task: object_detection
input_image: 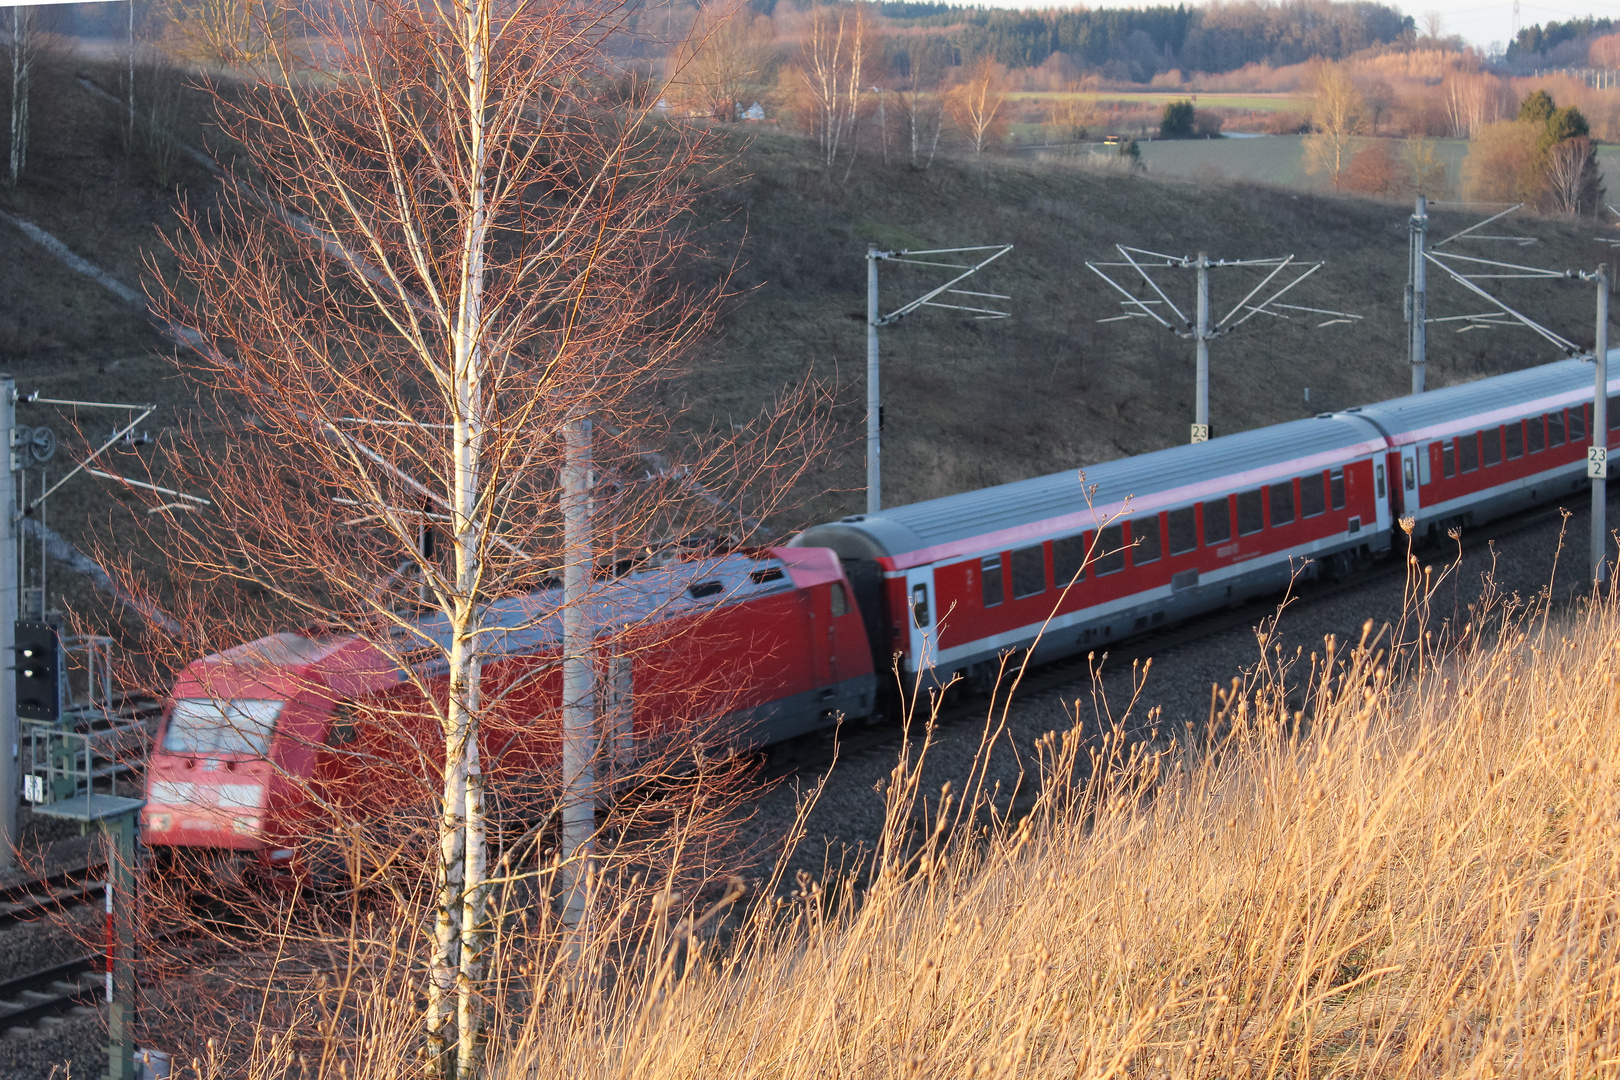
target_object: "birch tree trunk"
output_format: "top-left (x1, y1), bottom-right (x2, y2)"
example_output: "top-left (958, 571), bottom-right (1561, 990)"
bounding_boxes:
top-left (8, 6), bottom-right (31, 185)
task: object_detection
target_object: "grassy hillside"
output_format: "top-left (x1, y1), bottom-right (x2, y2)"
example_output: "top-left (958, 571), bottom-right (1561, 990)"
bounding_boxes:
top-left (2, 53), bottom-right (1618, 624)
top-left (686, 130), bottom-right (1620, 528)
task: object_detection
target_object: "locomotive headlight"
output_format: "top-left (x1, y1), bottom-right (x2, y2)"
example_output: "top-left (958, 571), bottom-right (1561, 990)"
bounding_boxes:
top-left (231, 815), bottom-right (262, 836)
top-left (144, 813), bottom-right (173, 832)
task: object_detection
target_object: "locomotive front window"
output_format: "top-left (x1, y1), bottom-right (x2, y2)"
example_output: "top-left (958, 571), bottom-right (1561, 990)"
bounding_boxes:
top-left (1203, 499), bottom-right (1231, 545)
top-left (1132, 518), bottom-right (1162, 564)
top-left (1549, 411), bottom-right (1566, 446)
top-left (1237, 490), bottom-right (1264, 536)
top-left (164, 699), bottom-right (284, 757)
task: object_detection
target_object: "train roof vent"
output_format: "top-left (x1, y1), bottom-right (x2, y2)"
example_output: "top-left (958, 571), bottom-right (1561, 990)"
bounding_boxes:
top-left (1316, 412), bottom-right (1334, 419)
top-left (688, 580), bottom-right (725, 600)
top-left (839, 515), bottom-right (866, 523)
top-left (748, 567), bottom-right (785, 585)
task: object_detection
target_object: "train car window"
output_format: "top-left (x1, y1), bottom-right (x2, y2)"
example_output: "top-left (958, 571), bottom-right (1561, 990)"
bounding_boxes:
top-left (1549, 411), bottom-right (1566, 446)
top-left (1610, 395), bottom-right (1620, 430)
top-left (981, 556), bottom-right (1004, 607)
top-left (1167, 508), bottom-right (1197, 555)
top-left (1051, 536), bottom-right (1086, 586)
top-left (911, 584), bottom-right (930, 628)
top-left (1482, 429), bottom-right (1501, 467)
top-left (1527, 417), bottom-right (1545, 453)
top-left (1442, 442), bottom-right (1455, 477)
top-left (1132, 517), bottom-right (1162, 564)
top-left (1011, 545), bottom-right (1046, 598)
top-left (1094, 526), bottom-right (1126, 576)
top-left (1270, 482), bottom-right (1295, 526)
top-left (1376, 464), bottom-right (1386, 499)
top-left (1301, 473), bottom-right (1326, 517)
top-left (328, 703), bottom-right (358, 747)
top-left (1457, 434), bottom-right (1479, 473)
top-left (1204, 499), bottom-right (1231, 544)
top-left (830, 582), bottom-right (850, 617)
top-left (1571, 406), bottom-right (1586, 442)
top-left (1330, 469), bottom-right (1346, 508)
top-left (1504, 422), bottom-right (1523, 460)
top-left (1237, 490), bottom-right (1264, 535)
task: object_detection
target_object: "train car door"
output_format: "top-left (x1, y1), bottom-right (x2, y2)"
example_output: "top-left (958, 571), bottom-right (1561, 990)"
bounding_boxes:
top-left (903, 566), bottom-right (937, 675)
top-left (1399, 444), bottom-right (1420, 517)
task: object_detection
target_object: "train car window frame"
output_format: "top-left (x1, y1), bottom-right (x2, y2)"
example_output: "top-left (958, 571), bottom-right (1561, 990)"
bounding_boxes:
top-left (1094, 525), bottom-right (1126, 576)
top-left (1167, 507), bottom-right (1197, 555)
top-left (1442, 442), bottom-right (1455, 477)
top-left (1300, 472), bottom-right (1326, 518)
top-left (1549, 410), bottom-right (1566, 446)
top-left (1051, 535), bottom-right (1085, 587)
top-left (1571, 406), bottom-right (1587, 442)
top-left (1132, 516), bottom-right (1162, 565)
top-left (1504, 421), bottom-right (1523, 460)
top-left (1237, 489), bottom-right (1264, 536)
top-left (1330, 468), bottom-right (1346, 509)
top-left (1482, 428), bottom-right (1502, 467)
top-left (1527, 416), bottom-right (1545, 454)
top-left (1269, 481), bottom-right (1295, 527)
top-left (1011, 545), bottom-right (1046, 599)
top-left (981, 555), bottom-right (1004, 608)
top-left (1204, 498), bottom-right (1231, 545)
top-left (1457, 434), bottom-right (1479, 473)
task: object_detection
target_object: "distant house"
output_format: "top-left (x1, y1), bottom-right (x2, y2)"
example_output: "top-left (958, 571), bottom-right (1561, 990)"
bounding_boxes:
top-left (743, 102), bottom-right (765, 122)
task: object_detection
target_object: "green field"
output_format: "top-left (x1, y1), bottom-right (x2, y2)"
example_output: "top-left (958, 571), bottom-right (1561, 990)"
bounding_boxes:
top-left (1040, 135), bottom-right (1620, 199)
top-left (1011, 90), bottom-right (1308, 112)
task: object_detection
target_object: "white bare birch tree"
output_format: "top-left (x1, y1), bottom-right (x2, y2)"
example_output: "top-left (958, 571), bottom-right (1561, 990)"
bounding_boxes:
top-left (797, 2), bottom-right (867, 169)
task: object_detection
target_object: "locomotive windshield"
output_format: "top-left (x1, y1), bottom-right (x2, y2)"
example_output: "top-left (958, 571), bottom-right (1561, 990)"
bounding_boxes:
top-left (163, 699), bottom-right (285, 756)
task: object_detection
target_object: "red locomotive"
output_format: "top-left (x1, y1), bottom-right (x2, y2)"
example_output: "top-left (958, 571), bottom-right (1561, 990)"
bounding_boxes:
top-left (143, 356), bottom-right (1620, 876)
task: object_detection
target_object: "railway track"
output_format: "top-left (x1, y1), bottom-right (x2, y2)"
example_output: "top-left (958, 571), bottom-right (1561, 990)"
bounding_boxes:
top-left (0, 865), bottom-right (106, 931)
top-left (0, 956), bottom-right (101, 1033)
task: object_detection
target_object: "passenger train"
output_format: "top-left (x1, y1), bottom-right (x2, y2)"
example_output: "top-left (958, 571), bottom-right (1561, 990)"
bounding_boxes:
top-left (139, 356), bottom-right (1620, 879)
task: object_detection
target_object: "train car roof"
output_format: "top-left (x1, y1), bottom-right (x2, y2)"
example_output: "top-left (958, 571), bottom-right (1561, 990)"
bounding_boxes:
top-left (792, 412), bottom-right (1386, 568)
top-left (1349, 355), bottom-right (1620, 445)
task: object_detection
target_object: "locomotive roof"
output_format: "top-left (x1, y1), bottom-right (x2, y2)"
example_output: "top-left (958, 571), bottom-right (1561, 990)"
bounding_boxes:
top-left (178, 550), bottom-right (816, 690)
top-left (793, 412), bottom-right (1386, 567)
top-left (1349, 354), bottom-right (1620, 444)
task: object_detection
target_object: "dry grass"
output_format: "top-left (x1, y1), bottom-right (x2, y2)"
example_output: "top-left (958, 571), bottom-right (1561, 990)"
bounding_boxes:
top-left (177, 538), bottom-right (1620, 1079)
